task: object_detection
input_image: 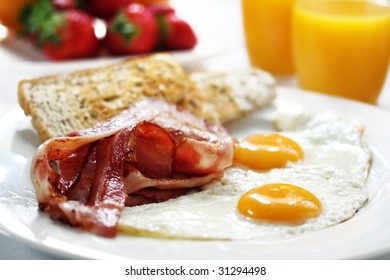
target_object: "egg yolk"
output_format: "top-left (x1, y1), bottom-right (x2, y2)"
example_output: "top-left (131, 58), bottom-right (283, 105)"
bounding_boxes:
top-left (237, 183), bottom-right (322, 225)
top-left (234, 134), bottom-right (304, 170)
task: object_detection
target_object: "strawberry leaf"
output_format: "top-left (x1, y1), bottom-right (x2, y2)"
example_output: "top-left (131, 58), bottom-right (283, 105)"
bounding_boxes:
top-left (156, 14), bottom-right (169, 41)
top-left (20, 0), bottom-right (65, 46)
top-left (110, 11), bottom-right (139, 45)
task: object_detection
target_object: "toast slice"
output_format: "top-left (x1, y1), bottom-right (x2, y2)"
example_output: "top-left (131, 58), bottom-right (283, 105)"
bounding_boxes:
top-left (18, 53), bottom-right (276, 142)
top-left (183, 69), bottom-right (276, 124)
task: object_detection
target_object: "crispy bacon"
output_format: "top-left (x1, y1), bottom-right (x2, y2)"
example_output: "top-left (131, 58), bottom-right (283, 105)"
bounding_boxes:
top-left (32, 99), bottom-right (234, 237)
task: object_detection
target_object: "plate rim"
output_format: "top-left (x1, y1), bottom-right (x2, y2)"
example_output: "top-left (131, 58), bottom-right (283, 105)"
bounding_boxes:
top-left (1, 87), bottom-right (390, 260)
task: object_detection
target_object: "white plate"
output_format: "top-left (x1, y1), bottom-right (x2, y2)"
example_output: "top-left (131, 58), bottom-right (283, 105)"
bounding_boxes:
top-left (0, 13), bottom-right (223, 75)
top-left (0, 0), bottom-right (222, 72)
top-left (1, 87), bottom-right (390, 260)
top-left (0, 35), bottom-right (222, 75)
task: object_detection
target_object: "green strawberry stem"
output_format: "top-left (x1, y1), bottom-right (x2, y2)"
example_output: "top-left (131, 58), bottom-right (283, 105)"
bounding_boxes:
top-left (156, 14), bottom-right (169, 41)
top-left (110, 11), bottom-right (139, 46)
top-left (20, 0), bottom-right (65, 46)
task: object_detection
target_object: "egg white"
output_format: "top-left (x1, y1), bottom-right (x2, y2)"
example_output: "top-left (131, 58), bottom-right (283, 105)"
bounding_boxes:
top-left (118, 110), bottom-right (371, 240)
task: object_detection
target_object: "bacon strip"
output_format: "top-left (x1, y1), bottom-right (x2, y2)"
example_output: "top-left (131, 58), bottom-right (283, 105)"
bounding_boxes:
top-left (32, 99), bottom-right (234, 237)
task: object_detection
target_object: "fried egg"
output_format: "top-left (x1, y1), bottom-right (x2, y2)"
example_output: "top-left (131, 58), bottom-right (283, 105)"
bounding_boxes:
top-left (118, 110), bottom-right (371, 240)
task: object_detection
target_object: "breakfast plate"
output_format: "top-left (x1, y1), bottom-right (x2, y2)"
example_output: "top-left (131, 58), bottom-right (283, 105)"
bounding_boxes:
top-left (0, 87), bottom-right (390, 260)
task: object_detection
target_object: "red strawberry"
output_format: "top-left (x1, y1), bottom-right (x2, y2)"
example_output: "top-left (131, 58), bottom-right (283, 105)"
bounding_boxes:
top-left (147, 3), bottom-right (175, 16)
top-left (85, 0), bottom-right (133, 19)
top-left (51, 0), bottom-right (78, 10)
top-left (43, 10), bottom-right (99, 60)
top-left (21, 0), bottom-right (99, 60)
top-left (105, 3), bottom-right (158, 55)
top-left (158, 12), bottom-right (197, 50)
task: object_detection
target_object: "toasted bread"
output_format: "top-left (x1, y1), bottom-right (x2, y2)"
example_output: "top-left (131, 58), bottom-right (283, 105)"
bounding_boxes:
top-left (18, 53), bottom-right (276, 142)
top-left (183, 69), bottom-right (276, 124)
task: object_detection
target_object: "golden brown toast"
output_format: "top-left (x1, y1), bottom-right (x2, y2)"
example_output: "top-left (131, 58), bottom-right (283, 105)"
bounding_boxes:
top-left (18, 53), bottom-right (276, 142)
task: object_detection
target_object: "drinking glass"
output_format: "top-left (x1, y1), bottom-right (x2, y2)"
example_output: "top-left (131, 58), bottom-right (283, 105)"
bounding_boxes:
top-left (292, 0), bottom-right (390, 104)
top-left (242, 0), bottom-right (295, 75)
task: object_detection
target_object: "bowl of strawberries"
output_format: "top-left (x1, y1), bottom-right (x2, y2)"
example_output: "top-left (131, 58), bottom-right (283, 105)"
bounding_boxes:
top-left (0, 0), bottom-right (198, 60)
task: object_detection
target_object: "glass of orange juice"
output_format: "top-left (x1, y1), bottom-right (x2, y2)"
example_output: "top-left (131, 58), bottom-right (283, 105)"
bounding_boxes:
top-left (292, 0), bottom-right (390, 104)
top-left (242, 0), bottom-right (295, 75)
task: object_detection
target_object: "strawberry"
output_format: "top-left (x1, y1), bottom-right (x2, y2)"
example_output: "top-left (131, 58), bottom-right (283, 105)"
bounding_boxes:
top-left (21, 0), bottom-right (99, 60)
top-left (147, 3), bottom-right (175, 16)
top-left (105, 3), bottom-right (158, 55)
top-left (84, 0), bottom-right (133, 19)
top-left (84, 1), bottom-right (171, 20)
top-left (157, 11), bottom-right (197, 50)
top-left (42, 10), bottom-right (100, 60)
top-left (51, 0), bottom-right (78, 10)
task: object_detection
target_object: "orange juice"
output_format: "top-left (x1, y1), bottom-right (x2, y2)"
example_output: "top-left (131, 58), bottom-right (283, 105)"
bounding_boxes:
top-left (0, 0), bottom-right (36, 31)
top-left (242, 0), bottom-right (295, 75)
top-left (293, 0), bottom-right (390, 104)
